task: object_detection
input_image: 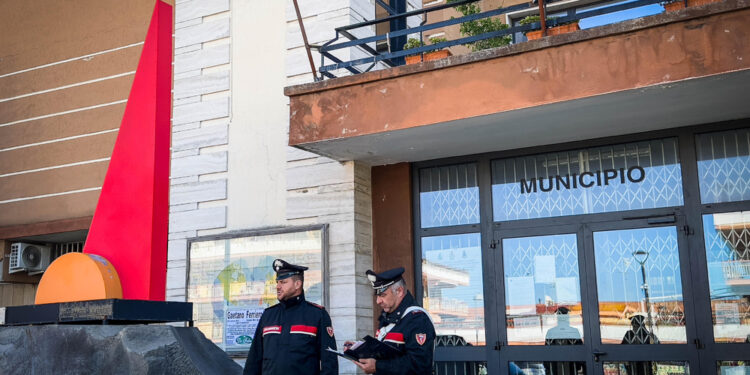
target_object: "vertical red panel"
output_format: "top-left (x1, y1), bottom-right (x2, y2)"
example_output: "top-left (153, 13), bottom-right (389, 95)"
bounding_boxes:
top-left (84, 1), bottom-right (173, 301)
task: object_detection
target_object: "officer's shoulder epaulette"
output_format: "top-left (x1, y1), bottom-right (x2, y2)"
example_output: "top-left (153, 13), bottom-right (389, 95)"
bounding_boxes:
top-left (306, 301), bottom-right (325, 310)
top-left (410, 310), bottom-right (424, 315)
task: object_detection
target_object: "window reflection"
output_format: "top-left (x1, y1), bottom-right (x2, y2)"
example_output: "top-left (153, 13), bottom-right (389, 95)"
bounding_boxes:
top-left (594, 227), bottom-right (686, 344)
top-left (188, 230), bottom-right (324, 352)
top-left (422, 233), bottom-right (485, 345)
top-left (503, 234), bottom-right (584, 345)
top-left (510, 361), bottom-right (586, 375)
top-left (434, 361), bottom-right (488, 375)
top-left (420, 163), bottom-right (480, 228)
top-left (492, 138), bottom-right (683, 221)
top-left (603, 361), bottom-right (688, 375)
top-left (703, 212), bottom-right (750, 343)
top-left (716, 361), bottom-right (750, 375)
top-left (696, 128), bottom-right (750, 204)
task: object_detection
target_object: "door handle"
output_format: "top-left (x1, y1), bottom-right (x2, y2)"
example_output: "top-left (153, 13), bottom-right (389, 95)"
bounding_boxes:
top-left (647, 215), bottom-right (676, 224)
top-left (592, 350), bottom-right (607, 362)
top-left (694, 338), bottom-right (705, 349)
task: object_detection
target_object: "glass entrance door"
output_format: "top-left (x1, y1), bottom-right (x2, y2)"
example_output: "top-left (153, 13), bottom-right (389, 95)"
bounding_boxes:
top-left (493, 217), bottom-right (701, 375)
top-left (586, 219), bottom-right (700, 375)
top-left (494, 224), bottom-right (594, 375)
top-left (415, 125), bottom-right (750, 374)
top-left (695, 211), bottom-right (750, 375)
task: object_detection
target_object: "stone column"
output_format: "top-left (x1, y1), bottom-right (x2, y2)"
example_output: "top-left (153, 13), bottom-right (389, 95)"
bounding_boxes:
top-left (168, 0), bottom-right (231, 303)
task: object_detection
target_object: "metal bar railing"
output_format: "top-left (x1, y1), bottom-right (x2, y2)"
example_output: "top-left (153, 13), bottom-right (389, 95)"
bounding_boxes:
top-left (375, 0), bottom-right (397, 15)
top-left (322, 3), bottom-right (529, 53)
top-left (723, 260), bottom-right (750, 280)
top-left (320, 21), bottom-right (535, 73)
top-left (336, 0), bottom-right (483, 32)
top-left (557, 0), bottom-right (662, 22)
top-left (319, 0), bottom-right (489, 73)
top-left (320, 0), bottom-right (666, 78)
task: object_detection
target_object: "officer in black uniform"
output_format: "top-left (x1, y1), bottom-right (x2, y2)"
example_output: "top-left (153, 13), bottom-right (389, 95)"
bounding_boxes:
top-left (355, 267), bottom-right (436, 374)
top-left (243, 259), bottom-right (338, 375)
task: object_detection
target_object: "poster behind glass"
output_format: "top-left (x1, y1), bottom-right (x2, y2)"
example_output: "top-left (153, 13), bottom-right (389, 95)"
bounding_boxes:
top-left (188, 228), bottom-right (324, 353)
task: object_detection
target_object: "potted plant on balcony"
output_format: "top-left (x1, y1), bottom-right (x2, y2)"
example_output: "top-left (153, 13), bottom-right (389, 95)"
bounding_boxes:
top-left (661, 0), bottom-right (723, 12)
top-left (448, 0), bottom-right (512, 51)
top-left (520, 15), bottom-right (580, 41)
top-left (404, 37), bottom-right (453, 65)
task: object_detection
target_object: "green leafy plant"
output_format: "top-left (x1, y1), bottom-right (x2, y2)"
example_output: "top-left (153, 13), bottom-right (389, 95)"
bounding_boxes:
top-left (403, 36), bottom-right (450, 58)
top-left (447, 0), bottom-right (511, 52)
top-left (428, 36), bottom-right (448, 45)
top-left (403, 38), bottom-right (424, 50)
top-left (519, 15), bottom-right (542, 26)
top-left (519, 15), bottom-right (577, 31)
top-left (404, 37), bottom-right (449, 50)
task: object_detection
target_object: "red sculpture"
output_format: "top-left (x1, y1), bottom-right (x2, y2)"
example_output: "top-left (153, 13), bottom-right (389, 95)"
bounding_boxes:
top-left (82, 0), bottom-right (173, 301)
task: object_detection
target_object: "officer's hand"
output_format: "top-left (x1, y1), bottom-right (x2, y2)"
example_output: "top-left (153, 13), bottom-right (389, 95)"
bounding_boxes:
top-left (355, 358), bottom-right (376, 374)
top-left (343, 341), bottom-right (355, 350)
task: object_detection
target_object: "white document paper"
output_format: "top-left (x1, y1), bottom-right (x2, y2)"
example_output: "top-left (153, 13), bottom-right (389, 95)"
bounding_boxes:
top-left (555, 277), bottom-right (579, 304)
top-left (506, 276), bottom-right (536, 313)
top-left (534, 255), bottom-right (556, 283)
top-left (224, 307), bottom-right (264, 350)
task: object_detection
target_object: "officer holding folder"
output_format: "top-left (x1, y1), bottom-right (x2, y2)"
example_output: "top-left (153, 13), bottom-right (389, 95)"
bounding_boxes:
top-left (353, 267), bottom-right (436, 374)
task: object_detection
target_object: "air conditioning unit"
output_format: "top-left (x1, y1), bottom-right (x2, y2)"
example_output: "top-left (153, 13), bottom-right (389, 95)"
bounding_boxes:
top-left (9, 242), bottom-right (51, 275)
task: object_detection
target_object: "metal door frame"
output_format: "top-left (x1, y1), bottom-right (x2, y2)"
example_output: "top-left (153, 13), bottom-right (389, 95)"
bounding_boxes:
top-left (583, 215), bottom-right (702, 374)
top-left (410, 120), bottom-right (750, 374)
top-left (490, 222), bottom-right (595, 375)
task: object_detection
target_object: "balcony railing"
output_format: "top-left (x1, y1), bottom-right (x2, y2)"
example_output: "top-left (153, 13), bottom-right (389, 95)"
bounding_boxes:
top-left (427, 296), bottom-right (470, 315)
top-left (723, 260), bottom-right (750, 284)
top-left (316, 0), bottom-right (668, 79)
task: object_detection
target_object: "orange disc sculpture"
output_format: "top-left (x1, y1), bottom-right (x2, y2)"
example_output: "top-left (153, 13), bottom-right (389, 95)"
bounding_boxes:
top-left (35, 253), bottom-right (123, 305)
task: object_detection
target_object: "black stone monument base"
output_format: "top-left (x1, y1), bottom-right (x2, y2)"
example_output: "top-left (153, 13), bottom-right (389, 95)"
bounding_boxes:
top-left (2, 299), bottom-right (193, 325)
top-left (0, 325), bottom-right (243, 375)
top-left (0, 300), bottom-right (242, 374)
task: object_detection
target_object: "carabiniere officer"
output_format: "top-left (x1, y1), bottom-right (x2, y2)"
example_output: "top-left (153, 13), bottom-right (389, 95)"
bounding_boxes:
top-left (355, 267), bottom-right (436, 374)
top-left (243, 259), bottom-right (338, 375)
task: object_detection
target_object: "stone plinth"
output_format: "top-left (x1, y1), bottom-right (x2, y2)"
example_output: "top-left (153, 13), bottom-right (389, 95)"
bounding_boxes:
top-left (0, 325), bottom-right (242, 375)
top-left (2, 299), bottom-right (193, 326)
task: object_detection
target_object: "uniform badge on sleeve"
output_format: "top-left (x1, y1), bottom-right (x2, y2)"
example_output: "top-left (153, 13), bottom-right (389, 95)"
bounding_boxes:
top-left (327, 327), bottom-right (334, 337)
top-left (416, 333), bottom-right (427, 346)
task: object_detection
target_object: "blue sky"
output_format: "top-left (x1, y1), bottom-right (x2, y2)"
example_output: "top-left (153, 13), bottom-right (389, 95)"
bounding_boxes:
top-left (580, 3), bottom-right (665, 29)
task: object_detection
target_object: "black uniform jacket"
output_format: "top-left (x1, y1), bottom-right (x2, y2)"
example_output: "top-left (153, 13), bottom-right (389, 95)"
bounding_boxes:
top-left (374, 291), bottom-right (436, 374)
top-left (243, 293), bottom-right (338, 375)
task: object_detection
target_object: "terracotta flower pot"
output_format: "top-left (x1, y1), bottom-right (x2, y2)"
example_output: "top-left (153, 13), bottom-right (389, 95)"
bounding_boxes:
top-left (664, 0), bottom-right (723, 12)
top-left (525, 22), bottom-right (580, 41)
top-left (405, 49), bottom-right (452, 65)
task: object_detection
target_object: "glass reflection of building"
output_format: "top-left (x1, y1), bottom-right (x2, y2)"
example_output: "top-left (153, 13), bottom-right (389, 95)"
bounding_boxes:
top-left (594, 227), bottom-right (686, 344)
top-left (413, 127), bottom-right (750, 373)
top-left (704, 212), bottom-right (750, 343)
top-left (492, 138), bottom-right (683, 221)
top-left (187, 230), bottom-right (324, 351)
top-left (698, 128), bottom-right (750, 344)
top-left (422, 233), bottom-right (486, 346)
top-left (503, 234), bottom-right (584, 346)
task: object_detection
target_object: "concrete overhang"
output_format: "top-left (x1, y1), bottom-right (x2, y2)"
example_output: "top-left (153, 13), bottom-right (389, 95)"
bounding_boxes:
top-left (285, 0), bottom-right (750, 165)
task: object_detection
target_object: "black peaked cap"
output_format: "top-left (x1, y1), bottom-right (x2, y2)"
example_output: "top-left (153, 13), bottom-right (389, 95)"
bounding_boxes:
top-left (273, 258), bottom-right (308, 280)
top-left (366, 267), bottom-right (405, 295)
